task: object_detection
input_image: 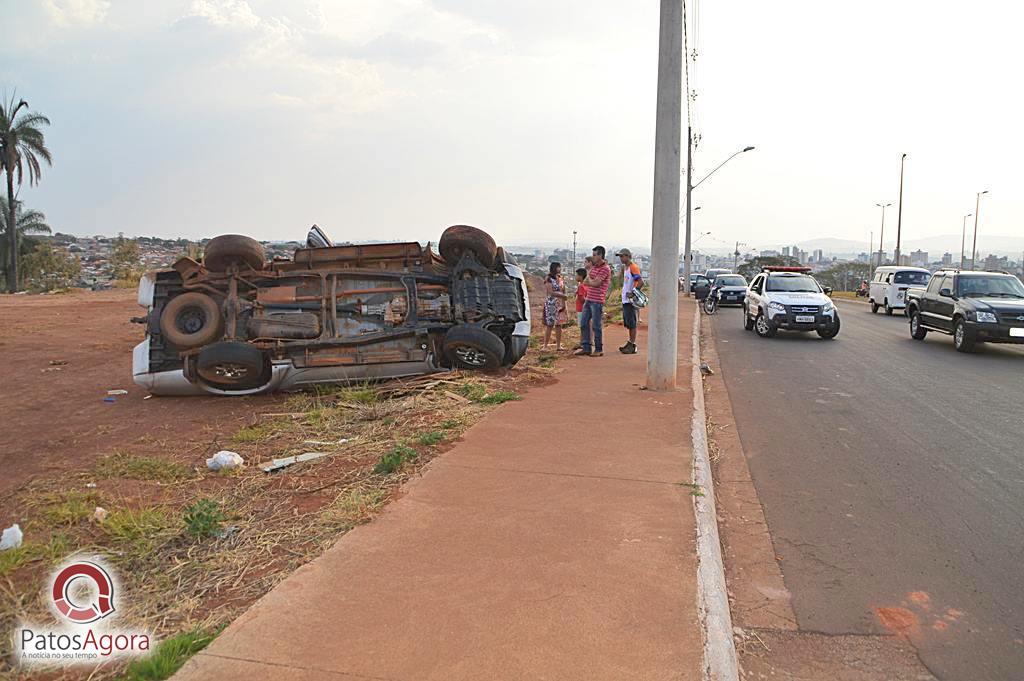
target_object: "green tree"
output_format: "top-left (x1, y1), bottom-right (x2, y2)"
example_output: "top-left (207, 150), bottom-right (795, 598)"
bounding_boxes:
top-left (736, 256), bottom-right (801, 280)
top-left (109, 233), bottom-right (144, 282)
top-left (1, 94), bottom-right (52, 293)
top-left (814, 261), bottom-right (872, 292)
top-left (0, 197), bottom-right (51, 283)
top-left (21, 241), bottom-right (80, 292)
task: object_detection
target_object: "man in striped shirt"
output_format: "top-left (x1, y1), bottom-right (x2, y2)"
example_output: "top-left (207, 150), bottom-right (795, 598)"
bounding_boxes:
top-left (574, 246), bottom-right (612, 357)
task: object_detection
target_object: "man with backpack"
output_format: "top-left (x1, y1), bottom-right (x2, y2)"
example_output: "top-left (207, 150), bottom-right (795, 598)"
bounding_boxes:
top-left (616, 249), bottom-right (644, 354)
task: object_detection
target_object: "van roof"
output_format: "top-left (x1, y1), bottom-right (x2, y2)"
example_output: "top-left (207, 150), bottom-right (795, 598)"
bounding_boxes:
top-left (873, 265), bottom-right (930, 272)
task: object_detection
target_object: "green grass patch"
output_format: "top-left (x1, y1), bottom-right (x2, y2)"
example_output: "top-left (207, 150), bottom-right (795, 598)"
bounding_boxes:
top-left (101, 507), bottom-right (174, 552)
top-left (182, 499), bottom-right (226, 539)
top-left (416, 431), bottom-right (445, 446)
top-left (95, 453), bottom-right (192, 482)
top-left (320, 487), bottom-right (390, 531)
top-left (456, 382), bottom-right (487, 401)
top-left (537, 352), bottom-right (557, 368)
top-left (0, 532), bottom-right (72, 576)
top-left (36, 490), bottom-right (105, 526)
top-left (373, 445), bottom-right (418, 475)
top-left (479, 390), bottom-right (521, 405)
top-left (440, 419), bottom-right (461, 430)
top-left (125, 627), bottom-right (221, 681)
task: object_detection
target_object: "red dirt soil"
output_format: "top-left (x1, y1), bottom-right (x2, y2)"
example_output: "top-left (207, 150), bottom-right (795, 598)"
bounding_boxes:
top-left (0, 290), bottom-right (281, 518)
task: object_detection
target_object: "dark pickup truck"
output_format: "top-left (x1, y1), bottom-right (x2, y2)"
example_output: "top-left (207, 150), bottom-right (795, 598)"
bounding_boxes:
top-left (905, 269), bottom-right (1024, 352)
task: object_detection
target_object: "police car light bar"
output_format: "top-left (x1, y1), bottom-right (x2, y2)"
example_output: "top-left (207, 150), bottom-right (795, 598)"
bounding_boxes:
top-left (762, 266), bottom-right (812, 273)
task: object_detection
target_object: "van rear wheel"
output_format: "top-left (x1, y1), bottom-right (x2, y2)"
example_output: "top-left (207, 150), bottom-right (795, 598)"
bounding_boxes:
top-left (884, 300), bottom-right (894, 315)
top-left (871, 301), bottom-right (879, 314)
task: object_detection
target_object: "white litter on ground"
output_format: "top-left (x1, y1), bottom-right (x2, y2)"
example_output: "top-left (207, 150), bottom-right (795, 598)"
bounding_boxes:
top-left (206, 450), bottom-right (245, 471)
top-left (0, 524), bottom-right (23, 551)
top-left (261, 452), bottom-right (330, 473)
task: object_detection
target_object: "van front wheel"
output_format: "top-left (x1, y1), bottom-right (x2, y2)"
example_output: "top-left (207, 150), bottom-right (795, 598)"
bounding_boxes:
top-left (871, 301), bottom-right (879, 314)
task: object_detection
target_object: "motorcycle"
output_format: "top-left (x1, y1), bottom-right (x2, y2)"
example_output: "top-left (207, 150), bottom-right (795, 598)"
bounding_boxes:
top-left (702, 285), bottom-right (721, 315)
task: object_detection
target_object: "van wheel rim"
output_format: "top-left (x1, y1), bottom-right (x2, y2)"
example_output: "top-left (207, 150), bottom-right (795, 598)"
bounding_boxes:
top-left (756, 316), bottom-right (768, 334)
top-left (213, 363), bottom-right (250, 379)
top-left (955, 324), bottom-right (963, 346)
top-left (455, 346), bottom-right (488, 366)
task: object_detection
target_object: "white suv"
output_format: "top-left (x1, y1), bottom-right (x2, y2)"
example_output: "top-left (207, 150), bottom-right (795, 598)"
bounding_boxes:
top-left (742, 267), bottom-right (840, 339)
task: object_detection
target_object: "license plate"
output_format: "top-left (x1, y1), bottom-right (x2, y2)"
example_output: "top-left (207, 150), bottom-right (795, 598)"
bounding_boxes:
top-left (795, 315), bottom-right (815, 323)
top-left (1011, 328), bottom-right (1024, 338)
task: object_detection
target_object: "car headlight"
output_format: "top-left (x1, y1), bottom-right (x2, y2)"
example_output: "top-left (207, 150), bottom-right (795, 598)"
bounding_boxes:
top-left (768, 301), bottom-right (786, 312)
top-left (822, 302), bottom-right (834, 314)
top-left (976, 311), bottom-right (997, 323)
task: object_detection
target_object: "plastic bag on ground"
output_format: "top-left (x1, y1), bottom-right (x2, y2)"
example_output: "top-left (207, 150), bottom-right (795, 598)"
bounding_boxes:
top-left (0, 524), bottom-right (23, 550)
top-left (206, 450), bottom-right (245, 471)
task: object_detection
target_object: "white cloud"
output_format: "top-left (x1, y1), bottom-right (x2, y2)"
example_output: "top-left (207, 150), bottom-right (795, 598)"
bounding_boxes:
top-left (40, 0), bottom-right (110, 26)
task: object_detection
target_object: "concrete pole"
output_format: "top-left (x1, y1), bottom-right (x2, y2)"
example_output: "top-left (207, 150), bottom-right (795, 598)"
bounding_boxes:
top-left (646, 0), bottom-right (683, 392)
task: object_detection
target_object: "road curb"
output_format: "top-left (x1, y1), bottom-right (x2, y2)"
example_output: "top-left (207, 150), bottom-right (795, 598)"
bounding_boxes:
top-left (690, 305), bottom-right (740, 681)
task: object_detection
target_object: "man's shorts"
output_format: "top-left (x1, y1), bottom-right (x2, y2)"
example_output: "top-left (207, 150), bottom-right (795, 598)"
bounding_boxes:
top-left (622, 302), bottom-right (637, 330)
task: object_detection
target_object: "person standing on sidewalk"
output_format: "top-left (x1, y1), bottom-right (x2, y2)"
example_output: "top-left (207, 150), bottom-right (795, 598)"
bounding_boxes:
top-left (541, 262), bottom-right (568, 351)
top-left (616, 248), bottom-right (644, 354)
top-left (574, 246), bottom-right (612, 357)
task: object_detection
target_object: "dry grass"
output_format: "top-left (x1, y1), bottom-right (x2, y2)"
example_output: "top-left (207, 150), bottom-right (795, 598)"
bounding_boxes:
top-left (0, 319), bottom-right (568, 680)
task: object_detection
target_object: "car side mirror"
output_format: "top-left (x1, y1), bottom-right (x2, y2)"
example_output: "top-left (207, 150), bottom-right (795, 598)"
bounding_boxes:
top-left (823, 287), bottom-right (833, 296)
top-left (939, 288), bottom-right (953, 298)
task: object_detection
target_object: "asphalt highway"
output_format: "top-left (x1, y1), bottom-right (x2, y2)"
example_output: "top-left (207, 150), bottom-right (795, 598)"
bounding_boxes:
top-left (710, 300), bottom-right (1024, 680)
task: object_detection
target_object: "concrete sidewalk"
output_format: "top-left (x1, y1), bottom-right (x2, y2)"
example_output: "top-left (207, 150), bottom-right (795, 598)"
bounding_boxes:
top-left (175, 299), bottom-right (702, 681)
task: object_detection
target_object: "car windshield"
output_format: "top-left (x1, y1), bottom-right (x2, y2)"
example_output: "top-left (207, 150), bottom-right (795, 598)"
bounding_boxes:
top-left (957, 275), bottom-right (1024, 298)
top-left (765, 274), bottom-right (820, 293)
top-left (894, 271), bottom-right (930, 285)
top-left (716, 276), bottom-right (746, 287)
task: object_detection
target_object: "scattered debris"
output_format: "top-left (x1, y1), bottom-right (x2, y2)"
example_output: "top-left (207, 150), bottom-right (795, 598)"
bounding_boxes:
top-left (0, 523), bottom-right (23, 550)
top-left (302, 438), bottom-right (352, 446)
top-left (106, 389), bottom-right (128, 396)
top-left (261, 452), bottom-right (329, 473)
top-left (699, 362), bottom-right (714, 376)
top-left (143, 394), bottom-right (153, 400)
top-left (85, 482), bottom-right (97, 488)
top-left (49, 359), bottom-right (68, 366)
top-left (92, 507), bottom-right (108, 523)
top-left (215, 525), bottom-right (239, 539)
top-left (443, 390), bottom-right (471, 404)
top-left (102, 396), bottom-right (117, 403)
top-left (206, 450), bottom-right (245, 471)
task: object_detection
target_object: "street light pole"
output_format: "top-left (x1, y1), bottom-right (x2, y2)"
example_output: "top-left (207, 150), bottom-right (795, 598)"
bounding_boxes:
top-left (571, 230), bottom-right (577, 271)
top-left (960, 213), bottom-right (972, 269)
top-left (894, 153), bottom-right (907, 265)
top-left (733, 241), bottom-right (745, 272)
top-left (971, 190), bottom-right (989, 269)
top-left (647, 0), bottom-right (683, 392)
top-left (875, 202), bottom-right (892, 267)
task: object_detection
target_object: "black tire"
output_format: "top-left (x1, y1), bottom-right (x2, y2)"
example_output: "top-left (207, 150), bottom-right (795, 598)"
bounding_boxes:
top-left (743, 305), bottom-right (755, 331)
top-left (871, 301), bottom-right (879, 314)
top-left (196, 341), bottom-right (269, 388)
top-left (884, 300), bottom-right (894, 316)
top-left (817, 316), bottom-right (840, 339)
top-left (953, 318), bottom-right (976, 353)
top-left (443, 325), bottom-right (506, 371)
top-left (910, 310), bottom-right (928, 340)
top-left (204, 234), bottom-right (266, 272)
top-left (754, 312), bottom-right (776, 338)
top-left (159, 292), bottom-right (223, 348)
top-left (439, 225), bottom-right (497, 269)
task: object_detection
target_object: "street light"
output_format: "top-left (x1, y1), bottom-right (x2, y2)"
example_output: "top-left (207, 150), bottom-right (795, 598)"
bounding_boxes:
top-left (960, 213), bottom-right (972, 269)
top-left (971, 190), bottom-right (989, 270)
top-left (894, 153), bottom-right (908, 264)
top-left (682, 145), bottom-right (755, 304)
top-left (875, 202), bottom-right (892, 267)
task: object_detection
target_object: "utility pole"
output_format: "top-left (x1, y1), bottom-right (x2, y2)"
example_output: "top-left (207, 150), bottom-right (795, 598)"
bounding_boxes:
top-left (894, 153), bottom-right (907, 265)
top-left (571, 230), bottom-right (578, 271)
top-left (647, 0), bottom-right (683, 392)
top-left (960, 213), bottom-right (972, 269)
top-left (733, 241), bottom-right (744, 272)
top-left (971, 190), bottom-right (989, 269)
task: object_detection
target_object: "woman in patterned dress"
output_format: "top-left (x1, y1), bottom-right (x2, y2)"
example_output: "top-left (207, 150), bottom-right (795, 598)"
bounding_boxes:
top-left (542, 262), bottom-right (568, 351)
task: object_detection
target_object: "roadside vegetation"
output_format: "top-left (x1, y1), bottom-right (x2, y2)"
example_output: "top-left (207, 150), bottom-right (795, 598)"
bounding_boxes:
top-left (0, 298), bottom-right (567, 679)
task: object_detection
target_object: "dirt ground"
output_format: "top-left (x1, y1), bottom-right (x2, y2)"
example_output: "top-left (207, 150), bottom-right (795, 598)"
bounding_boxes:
top-left (0, 289), bottom-right (283, 510)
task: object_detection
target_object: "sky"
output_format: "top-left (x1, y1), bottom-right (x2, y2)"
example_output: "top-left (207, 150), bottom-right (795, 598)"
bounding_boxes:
top-left (1, 0), bottom-right (1022, 255)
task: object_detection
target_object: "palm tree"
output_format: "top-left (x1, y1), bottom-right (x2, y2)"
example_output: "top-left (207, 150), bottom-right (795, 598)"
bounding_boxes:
top-left (0, 197), bottom-right (51, 282)
top-left (1, 93), bottom-right (52, 292)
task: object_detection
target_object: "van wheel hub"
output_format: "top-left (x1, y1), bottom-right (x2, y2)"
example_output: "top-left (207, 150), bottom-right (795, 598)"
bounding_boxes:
top-left (454, 346), bottom-right (488, 367)
top-left (211, 362), bottom-right (250, 380)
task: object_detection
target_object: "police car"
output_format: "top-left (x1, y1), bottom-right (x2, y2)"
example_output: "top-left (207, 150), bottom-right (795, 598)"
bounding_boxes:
top-left (741, 266), bottom-right (840, 339)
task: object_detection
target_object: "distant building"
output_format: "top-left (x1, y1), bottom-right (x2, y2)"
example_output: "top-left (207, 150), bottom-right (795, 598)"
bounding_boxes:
top-left (910, 250), bottom-right (929, 267)
top-left (898, 254), bottom-right (911, 266)
top-left (984, 254), bottom-right (1008, 271)
top-left (782, 246), bottom-right (791, 257)
top-left (857, 252), bottom-right (870, 263)
top-left (941, 252), bottom-right (952, 267)
top-left (813, 249), bottom-right (824, 263)
top-left (760, 249), bottom-right (780, 257)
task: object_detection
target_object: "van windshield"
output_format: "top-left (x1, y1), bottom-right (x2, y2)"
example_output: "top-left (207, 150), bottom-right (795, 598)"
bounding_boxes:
top-left (716, 276), bottom-right (746, 287)
top-left (765, 275), bottom-right (820, 293)
top-left (894, 271), bottom-right (930, 285)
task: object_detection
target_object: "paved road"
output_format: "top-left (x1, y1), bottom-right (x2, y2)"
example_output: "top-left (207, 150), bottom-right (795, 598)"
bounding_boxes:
top-left (711, 300), bottom-right (1024, 681)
